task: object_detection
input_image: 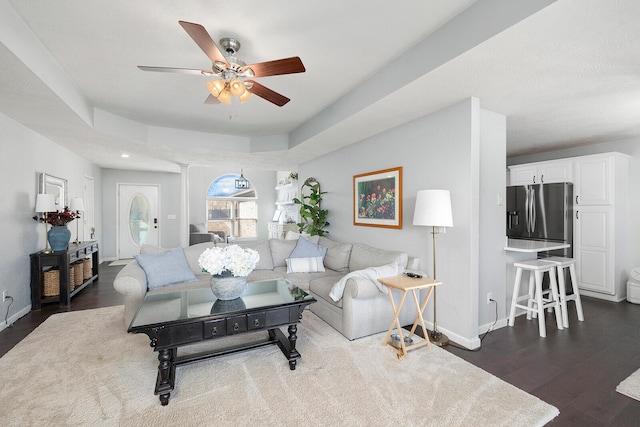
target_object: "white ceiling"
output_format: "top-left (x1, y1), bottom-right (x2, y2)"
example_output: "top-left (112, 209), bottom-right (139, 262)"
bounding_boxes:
top-left (2, 0), bottom-right (639, 172)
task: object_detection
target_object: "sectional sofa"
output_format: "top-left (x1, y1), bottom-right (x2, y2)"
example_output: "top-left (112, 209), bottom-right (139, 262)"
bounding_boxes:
top-left (113, 236), bottom-right (421, 340)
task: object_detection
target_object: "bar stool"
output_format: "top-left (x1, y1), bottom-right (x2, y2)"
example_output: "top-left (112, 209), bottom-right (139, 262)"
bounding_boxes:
top-left (508, 259), bottom-right (564, 337)
top-left (541, 256), bottom-right (584, 328)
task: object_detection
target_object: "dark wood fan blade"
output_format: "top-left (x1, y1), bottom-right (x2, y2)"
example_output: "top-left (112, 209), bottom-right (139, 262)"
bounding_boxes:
top-left (241, 57), bottom-right (305, 78)
top-left (246, 80), bottom-right (290, 106)
top-left (138, 66), bottom-right (213, 76)
top-left (204, 94), bottom-right (221, 105)
top-left (178, 21), bottom-right (228, 66)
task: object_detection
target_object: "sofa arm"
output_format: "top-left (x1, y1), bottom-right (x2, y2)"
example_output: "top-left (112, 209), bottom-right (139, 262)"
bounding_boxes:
top-left (344, 277), bottom-right (386, 299)
top-left (113, 261), bottom-right (148, 300)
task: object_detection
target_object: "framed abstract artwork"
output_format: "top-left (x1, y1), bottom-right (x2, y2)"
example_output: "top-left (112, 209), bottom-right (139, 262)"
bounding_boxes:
top-left (353, 166), bottom-right (402, 229)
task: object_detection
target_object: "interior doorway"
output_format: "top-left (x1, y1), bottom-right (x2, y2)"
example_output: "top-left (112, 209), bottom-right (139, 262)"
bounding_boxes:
top-left (117, 184), bottom-right (160, 259)
top-left (83, 175), bottom-right (95, 241)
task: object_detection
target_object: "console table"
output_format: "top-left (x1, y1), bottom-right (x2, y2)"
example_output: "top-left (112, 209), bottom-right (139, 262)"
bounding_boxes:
top-left (30, 241), bottom-right (99, 309)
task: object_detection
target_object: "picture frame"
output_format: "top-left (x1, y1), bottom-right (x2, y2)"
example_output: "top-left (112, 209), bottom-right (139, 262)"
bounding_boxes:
top-left (353, 166), bottom-right (402, 229)
top-left (272, 210), bottom-right (282, 222)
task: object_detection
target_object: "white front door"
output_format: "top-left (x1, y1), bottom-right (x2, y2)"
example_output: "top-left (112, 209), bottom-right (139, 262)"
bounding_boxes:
top-left (118, 184), bottom-right (160, 259)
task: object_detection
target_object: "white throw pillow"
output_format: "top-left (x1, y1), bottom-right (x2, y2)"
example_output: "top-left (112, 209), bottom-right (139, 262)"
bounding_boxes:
top-left (286, 257), bottom-right (326, 273)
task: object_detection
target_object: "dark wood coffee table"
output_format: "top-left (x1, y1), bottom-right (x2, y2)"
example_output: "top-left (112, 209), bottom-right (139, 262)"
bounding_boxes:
top-left (128, 279), bottom-right (316, 405)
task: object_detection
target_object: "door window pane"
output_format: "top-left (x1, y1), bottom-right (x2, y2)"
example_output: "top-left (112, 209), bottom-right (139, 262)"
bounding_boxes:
top-left (129, 194), bottom-right (149, 245)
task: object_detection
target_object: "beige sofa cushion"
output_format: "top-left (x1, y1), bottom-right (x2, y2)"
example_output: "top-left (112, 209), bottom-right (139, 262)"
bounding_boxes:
top-left (318, 237), bottom-right (352, 273)
top-left (349, 243), bottom-right (408, 271)
top-left (269, 239), bottom-right (297, 267)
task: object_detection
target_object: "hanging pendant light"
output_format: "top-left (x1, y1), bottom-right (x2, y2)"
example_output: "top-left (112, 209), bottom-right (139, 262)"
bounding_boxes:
top-left (235, 169), bottom-right (250, 189)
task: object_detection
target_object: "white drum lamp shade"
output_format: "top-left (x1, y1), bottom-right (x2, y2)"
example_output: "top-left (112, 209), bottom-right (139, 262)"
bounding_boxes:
top-left (413, 190), bottom-right (453, 227)
top-left (35, 193), bottom-right (56, 213)
top-left (70, 197), bottom-right (85, 212)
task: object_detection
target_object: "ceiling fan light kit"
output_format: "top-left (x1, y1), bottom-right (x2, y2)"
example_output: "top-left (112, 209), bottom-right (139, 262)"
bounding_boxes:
top-left (138, 21), bottom-right (306, 107)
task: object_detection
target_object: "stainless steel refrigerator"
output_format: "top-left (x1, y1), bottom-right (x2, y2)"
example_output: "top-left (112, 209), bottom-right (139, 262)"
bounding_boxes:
top-left (506, 182), bottom-right (573, 259)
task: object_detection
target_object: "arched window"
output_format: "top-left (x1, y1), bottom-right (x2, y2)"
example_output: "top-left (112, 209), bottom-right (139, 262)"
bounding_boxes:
top-left (206, 173), bottom-right (258, 239)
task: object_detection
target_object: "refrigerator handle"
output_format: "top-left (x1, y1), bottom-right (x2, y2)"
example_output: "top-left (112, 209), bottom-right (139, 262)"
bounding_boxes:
top-left (531, 189), bottom-right (536, 232)
top-left (524, 188), bottom-right (530, 233)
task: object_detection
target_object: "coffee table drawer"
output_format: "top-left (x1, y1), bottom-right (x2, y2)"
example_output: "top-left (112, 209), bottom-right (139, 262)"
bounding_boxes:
top-left (158, 323), bottom-right (203, 346)
top-left (227, 315), bottom-right (247, 335)
top-left (204, 319), bottom-right (226, 338)
top-left (248, 312), bottom-right (266, 330)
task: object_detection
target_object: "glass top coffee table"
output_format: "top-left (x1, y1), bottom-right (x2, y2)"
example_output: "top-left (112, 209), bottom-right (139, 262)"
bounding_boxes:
top-left (128, 279), bottom-right (316, 405)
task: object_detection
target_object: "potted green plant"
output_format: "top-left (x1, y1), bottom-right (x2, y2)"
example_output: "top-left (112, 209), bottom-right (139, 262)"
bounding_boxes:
top-left (293, 178), bottom-right (329, 236)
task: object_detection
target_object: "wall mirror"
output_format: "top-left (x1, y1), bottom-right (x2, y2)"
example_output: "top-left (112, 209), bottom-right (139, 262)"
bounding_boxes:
top-left (39, 173), bottom-right (67, 209)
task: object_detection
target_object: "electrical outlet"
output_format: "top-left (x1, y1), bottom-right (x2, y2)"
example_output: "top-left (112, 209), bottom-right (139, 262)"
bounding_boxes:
top-left (2, 290), bottom-right (7, 302)
top-left (486, 292), bottom-right (493, 304)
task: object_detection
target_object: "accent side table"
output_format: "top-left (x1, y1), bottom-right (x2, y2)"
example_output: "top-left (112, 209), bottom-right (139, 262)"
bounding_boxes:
top-left (378, 274), bottom-right (441, 360)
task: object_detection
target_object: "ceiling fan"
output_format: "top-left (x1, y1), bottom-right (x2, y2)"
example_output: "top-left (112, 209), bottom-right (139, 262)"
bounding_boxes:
top-left (138, 20), bottom-right (305, 107)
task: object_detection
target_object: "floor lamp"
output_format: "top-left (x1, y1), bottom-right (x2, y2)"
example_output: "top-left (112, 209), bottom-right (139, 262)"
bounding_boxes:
top-left (70, 197), bottom-right (85, 244)
top-left (413, 189), bottom-right (453, 347)
top-left (35, 193), bottom-right (56, 253)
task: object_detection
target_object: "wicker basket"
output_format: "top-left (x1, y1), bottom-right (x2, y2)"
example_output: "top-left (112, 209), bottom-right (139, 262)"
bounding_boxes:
top-left (82, 258), bottom-right (93, 280)
top-left (69, 267), bottom-right (76, 291)
top-left (43, 269), bottom-right (60, 297)
top-left (73, 262), bottom-right (84, 287)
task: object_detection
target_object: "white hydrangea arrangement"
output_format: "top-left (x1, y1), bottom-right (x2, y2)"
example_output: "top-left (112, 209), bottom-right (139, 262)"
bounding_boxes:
top-left (198, 245), bottom-right (260, 277)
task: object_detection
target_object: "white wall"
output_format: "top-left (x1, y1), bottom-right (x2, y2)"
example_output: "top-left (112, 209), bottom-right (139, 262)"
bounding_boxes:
top-left (188, 166), bottom-right (276, 241)
top-left (0, 113), bottom-right (102, 330)
top-left (508, 139), bottom-right (640, 280)
top-left (297, 98), bottom-right (506, 348)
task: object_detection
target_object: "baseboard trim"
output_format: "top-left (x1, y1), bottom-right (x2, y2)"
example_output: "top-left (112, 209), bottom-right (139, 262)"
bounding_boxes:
top-left (0, 304), bottom-right (31, 333)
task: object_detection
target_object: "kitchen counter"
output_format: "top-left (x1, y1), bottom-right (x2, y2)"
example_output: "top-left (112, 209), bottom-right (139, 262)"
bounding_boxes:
top-left (504, 238), bottom-right (570, 253)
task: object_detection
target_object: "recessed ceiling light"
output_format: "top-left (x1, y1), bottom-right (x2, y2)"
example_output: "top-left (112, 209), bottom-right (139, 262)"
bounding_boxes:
top-left (121, 153), bottom-right (130, 158)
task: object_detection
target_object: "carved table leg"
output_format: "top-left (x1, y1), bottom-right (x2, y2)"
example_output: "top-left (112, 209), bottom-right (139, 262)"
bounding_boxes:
top-left (156, 348), bottom-right (175, 406)
top-left (287, 324), bottom-right (300, 370)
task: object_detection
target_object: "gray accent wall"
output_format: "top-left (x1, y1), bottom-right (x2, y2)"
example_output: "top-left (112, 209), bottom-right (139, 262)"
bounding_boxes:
top-left (1, 112), bottom-right (102, 327)
top-left (297, 98), bottom-right (506, 348)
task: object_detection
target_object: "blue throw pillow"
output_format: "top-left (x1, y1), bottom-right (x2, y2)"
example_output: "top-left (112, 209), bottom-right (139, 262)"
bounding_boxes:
top-left (289, 236), bottom-right (328, 259)
top-left (135, 247), bottom-right (197, 290)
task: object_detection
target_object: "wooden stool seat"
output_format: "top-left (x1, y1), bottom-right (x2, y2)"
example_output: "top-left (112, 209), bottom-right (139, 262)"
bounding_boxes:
top-left (541, 256), bottom-right (584, 328)
top-left (508, 259), bottom-right (564, 337)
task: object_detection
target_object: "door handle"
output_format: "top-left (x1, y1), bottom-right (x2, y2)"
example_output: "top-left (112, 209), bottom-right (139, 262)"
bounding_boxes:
top-left (576, 195), bottom-right (579, 205)
top-left (533, 175), bottom-right (536, 184)
top-left (576, 210), bottom-right (579, 219)
top-left (541, 174), bottom-right (544, 183)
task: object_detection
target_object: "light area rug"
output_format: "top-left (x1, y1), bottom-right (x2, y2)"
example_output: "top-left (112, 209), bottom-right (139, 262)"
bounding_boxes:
top-left (617, 368), bottom-right (640, 401)
top-left (109, 259), bottom-right (133, 266)
top-left (0, 306), bottom-right (559, 426)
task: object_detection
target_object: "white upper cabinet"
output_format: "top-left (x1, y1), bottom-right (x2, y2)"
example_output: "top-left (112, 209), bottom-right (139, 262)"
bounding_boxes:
top-left (575, 156), bottom-right (612, 205)
top-left (508, 160), bottom-right (572, 185)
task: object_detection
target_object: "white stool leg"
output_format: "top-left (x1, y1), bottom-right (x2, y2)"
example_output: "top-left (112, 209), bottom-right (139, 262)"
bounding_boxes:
top-left (508, 267), bottom-right (522, 326)
top-left (527, 272), bottom-right (536, 320)
top-left (534, 270), bottom-right (546, 337)
top-left (568, 263), bottom-right (584, 322)
top-left (548, 269), bottom-right (564, 330)
top-left (556, 265), bottom-right (569, 328)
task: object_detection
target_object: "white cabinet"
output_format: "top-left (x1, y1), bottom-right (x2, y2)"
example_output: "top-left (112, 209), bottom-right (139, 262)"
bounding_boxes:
top-left (575, 206), bottom-right (613, 294)
top-left (509, 152), bottom-right (629, 301)
top-left (575, 156), bottom-right (611, 205)
top-left (573, 153), bottom-right (629, 301)
top-left (508, 160), bottom-right (572, 185)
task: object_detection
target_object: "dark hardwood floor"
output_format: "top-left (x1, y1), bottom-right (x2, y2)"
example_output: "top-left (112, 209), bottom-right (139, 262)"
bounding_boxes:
top-left (1, 262), bottom-right (639, 426)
